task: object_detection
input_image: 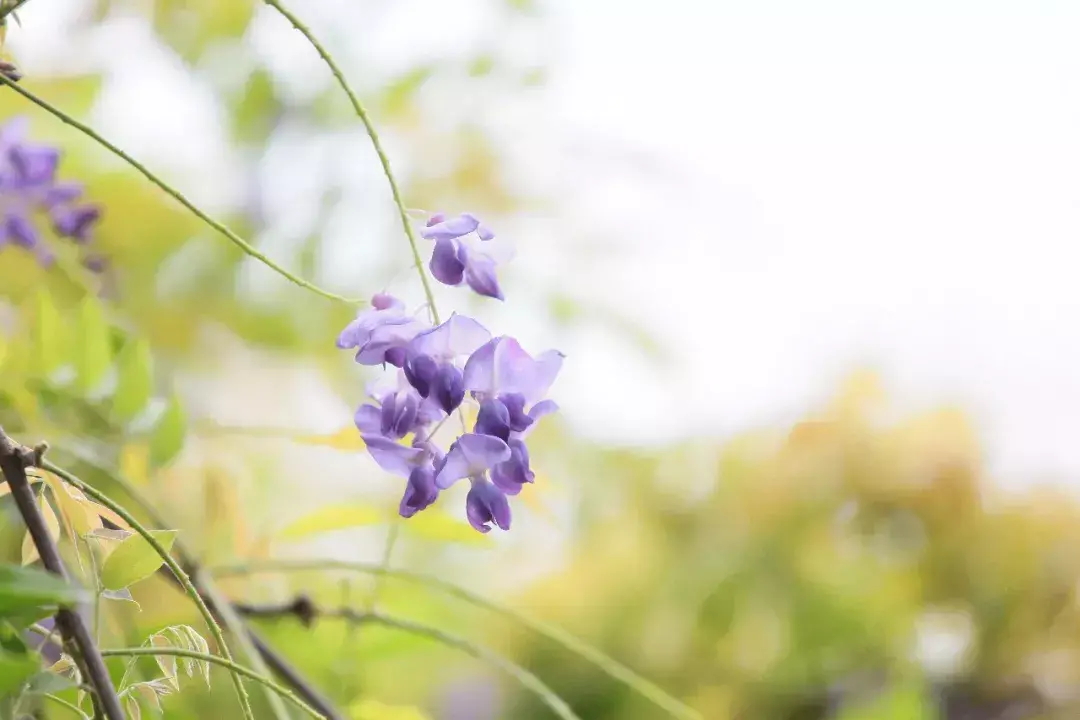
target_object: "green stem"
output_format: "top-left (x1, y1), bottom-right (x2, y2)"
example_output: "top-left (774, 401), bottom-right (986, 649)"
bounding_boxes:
top-left (0, 76), bottom-right (358, 305)
top-left (363, 612), bottom-right (579, 720)
top-left (261, 0), bottom-right (440, 324)
top-left (41, 461), bottom-right (257, 720)
top-left (214, 559), bottom-right (701, 720)
top-left (41, 693), bottom-right (88, 718)
top-left (100, 648), bottom-right (324, 719)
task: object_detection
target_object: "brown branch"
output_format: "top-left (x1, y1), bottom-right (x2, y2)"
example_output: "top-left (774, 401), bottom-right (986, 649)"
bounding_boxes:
top-left (0, 429), bottom-right (124, 720)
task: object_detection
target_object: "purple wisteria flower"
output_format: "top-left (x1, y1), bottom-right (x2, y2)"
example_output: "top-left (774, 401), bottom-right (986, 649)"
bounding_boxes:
top-left (337, 219), bottom-right (561, 534)
top-left (0, 117), bottom-right (103, 270)
top-left (337, 293), bottom-right (428, 366)
top-left (421, 212), bottom-right (504, 301)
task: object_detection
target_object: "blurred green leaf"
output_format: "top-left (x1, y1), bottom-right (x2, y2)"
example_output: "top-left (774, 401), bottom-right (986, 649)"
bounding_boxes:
top-left (349, 699), bottom-right (431, 720)
top-left (149, 394), bottom-right (186, 467)
top-left (100, 530), bottom-right (177, 591)
top-left (835, 681), bottom-right (939, 720)
top-left (74, 294), bottom-right (112, 394)
top-left (112, 339), bottom-right (153, 422)
top-left (279, 505), bottom-right (384, 541)
top-left (0, 648), bottom-right (37, 695)
top-left (402, 510), bottom-right (493, 546)
top-left (31, 289), bottom-right (62, 376)
top-left (233, 68), bottom-right (278, 142)
top-left (0, 563), bottom-right (88, 613)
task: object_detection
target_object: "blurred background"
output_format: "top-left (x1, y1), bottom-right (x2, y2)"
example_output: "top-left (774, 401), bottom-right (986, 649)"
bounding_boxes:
top-left (3, 0), bottom-right (1080, 718)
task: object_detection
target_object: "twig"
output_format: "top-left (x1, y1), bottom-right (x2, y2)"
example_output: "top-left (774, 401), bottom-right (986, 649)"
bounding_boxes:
top-left (235, 597), bottom-right (582, 720)
top-left (0, 429), bottom-right (123, 720)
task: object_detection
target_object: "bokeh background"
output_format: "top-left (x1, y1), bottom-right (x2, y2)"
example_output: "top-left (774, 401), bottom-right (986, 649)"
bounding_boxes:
top-left (3, 0), bottom-right (1080, 718)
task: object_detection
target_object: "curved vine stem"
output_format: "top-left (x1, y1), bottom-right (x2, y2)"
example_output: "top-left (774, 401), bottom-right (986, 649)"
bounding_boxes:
top-left (101, 647), bottom-right (325, 719)
top-left (365, 612), bottom-right (578, 720)
top-left (40, 461), bottom-right (257, 720)
top-left (0, 76), bottom-right (358, 305)
top-left (261, 0), bottom-right (440, 324)
top-left (213, 559), bottom-right (702, 720)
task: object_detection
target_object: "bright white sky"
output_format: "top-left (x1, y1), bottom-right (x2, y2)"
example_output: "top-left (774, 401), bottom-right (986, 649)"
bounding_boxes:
top-left (12, 0), bottom-right (1080, 489)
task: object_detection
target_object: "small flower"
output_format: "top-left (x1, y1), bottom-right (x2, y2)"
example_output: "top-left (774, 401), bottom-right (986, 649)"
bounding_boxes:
top-left (466, 477), bottom-right (511, 533)
top-left (490, 439), bottom-right (534, 495)
top-left (337, 293), bottom-right (428, 366)
top-left (422, 212), bottom-right (503, 300)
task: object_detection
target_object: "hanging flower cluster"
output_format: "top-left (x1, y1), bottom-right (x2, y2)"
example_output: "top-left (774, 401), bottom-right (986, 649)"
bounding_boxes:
top-left (338, 213), bottom-right (562, 533)
top-left (0, 117), bottom-right (104, 272)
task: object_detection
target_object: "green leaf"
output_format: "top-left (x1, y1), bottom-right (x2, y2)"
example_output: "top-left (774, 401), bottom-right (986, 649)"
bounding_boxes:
top-left (74, 295), bottom-right (112, 394)
top-left (100, 531), bottom-right (177, 591)
top-left (278, 505), bottom-right (385, 541)
top-left (0, 564), bottom-right (88, 613)
top-left (31, 289), bottom-right (62, 376)
top-left (112, 339), bottom-right (154, 422)
top-left (836, 681), bottom-right (939, 720)
top-left (149, 395), bottom-right (186, 466)
top-left (24, 669), bottom-right (78, 694)
top-left (0, 648), bottom-right (38, 695)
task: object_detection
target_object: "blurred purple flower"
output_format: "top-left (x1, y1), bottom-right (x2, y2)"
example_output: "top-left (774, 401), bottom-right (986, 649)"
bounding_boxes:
top-left (422, 212), bottom-right (504, 300)
top-left (0, 117), bottom-right (103, 270)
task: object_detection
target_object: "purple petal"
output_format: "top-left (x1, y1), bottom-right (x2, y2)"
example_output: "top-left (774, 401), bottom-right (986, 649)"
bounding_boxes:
top-left (355, 319), bottom-right (427, 365)
top-left (52, 205), bottom-right (100, 242)
top-left (5, 212), bottom-right (37, 249)
top-left (403, 353), bottom-right (439, 397)
top-left (435, 433), bottom-right (511, 489)
top-left (430, 237), bottom-right (465, 286)
top-left (421, 213), bottom-right (481, 242)
top-left (474, 398), bottom-right (511, 442)
top-left (490, 440), bottom-right (534, 495)
top-left (45, 182), bottom-right (83, 207)
top-left (363, 435), bottom-right (425, 477)
top-left (461, 247), bottom-right (504, 301)
top-left (476, 223), bottom-right (496, 241)
top-left (497, 393), bottom-right (534, 434)
top-left (410, 314), bottom-right (491, 361)
top-left (466, 479), bottom-right (511, 533)
top-left (354, 404), bottom-right (383, 435)
top-left (522, 400), bottom-right (559, 437)
top-left (425, 212), bottom-right (446, 226)
top-left (400, 466), bottom-right (439, 518)
top-left (432, 363), bottom-right (465, 414)
top-left (464, 338), bottom-right (564, 404)
top-left (10, 144), bottom-right (59, 185)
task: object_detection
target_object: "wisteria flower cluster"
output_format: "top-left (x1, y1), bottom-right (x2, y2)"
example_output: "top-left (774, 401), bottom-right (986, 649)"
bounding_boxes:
top-left (0, 117), bottom-right (104, 271)
top-left (338, 213), bottom-right (562, 532)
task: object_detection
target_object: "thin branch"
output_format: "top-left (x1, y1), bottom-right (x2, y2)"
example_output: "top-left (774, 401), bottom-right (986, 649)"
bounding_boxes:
top-left (261, 0), bottom-right (439, 322)
top-left (0, 75), bottom-right (359, 305)
top-left (99, 647), bottom-right (326, 720)
top-left (213, 558), bottom-right (702, 720)
top-left (56, 445), bottom-right (346, 720)
top-left (0, 429), bottom-right (123, 720)
top-left (41, 461), bottom-right (257, 720)
top-left (235, 598), bottom-right (581, 720)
